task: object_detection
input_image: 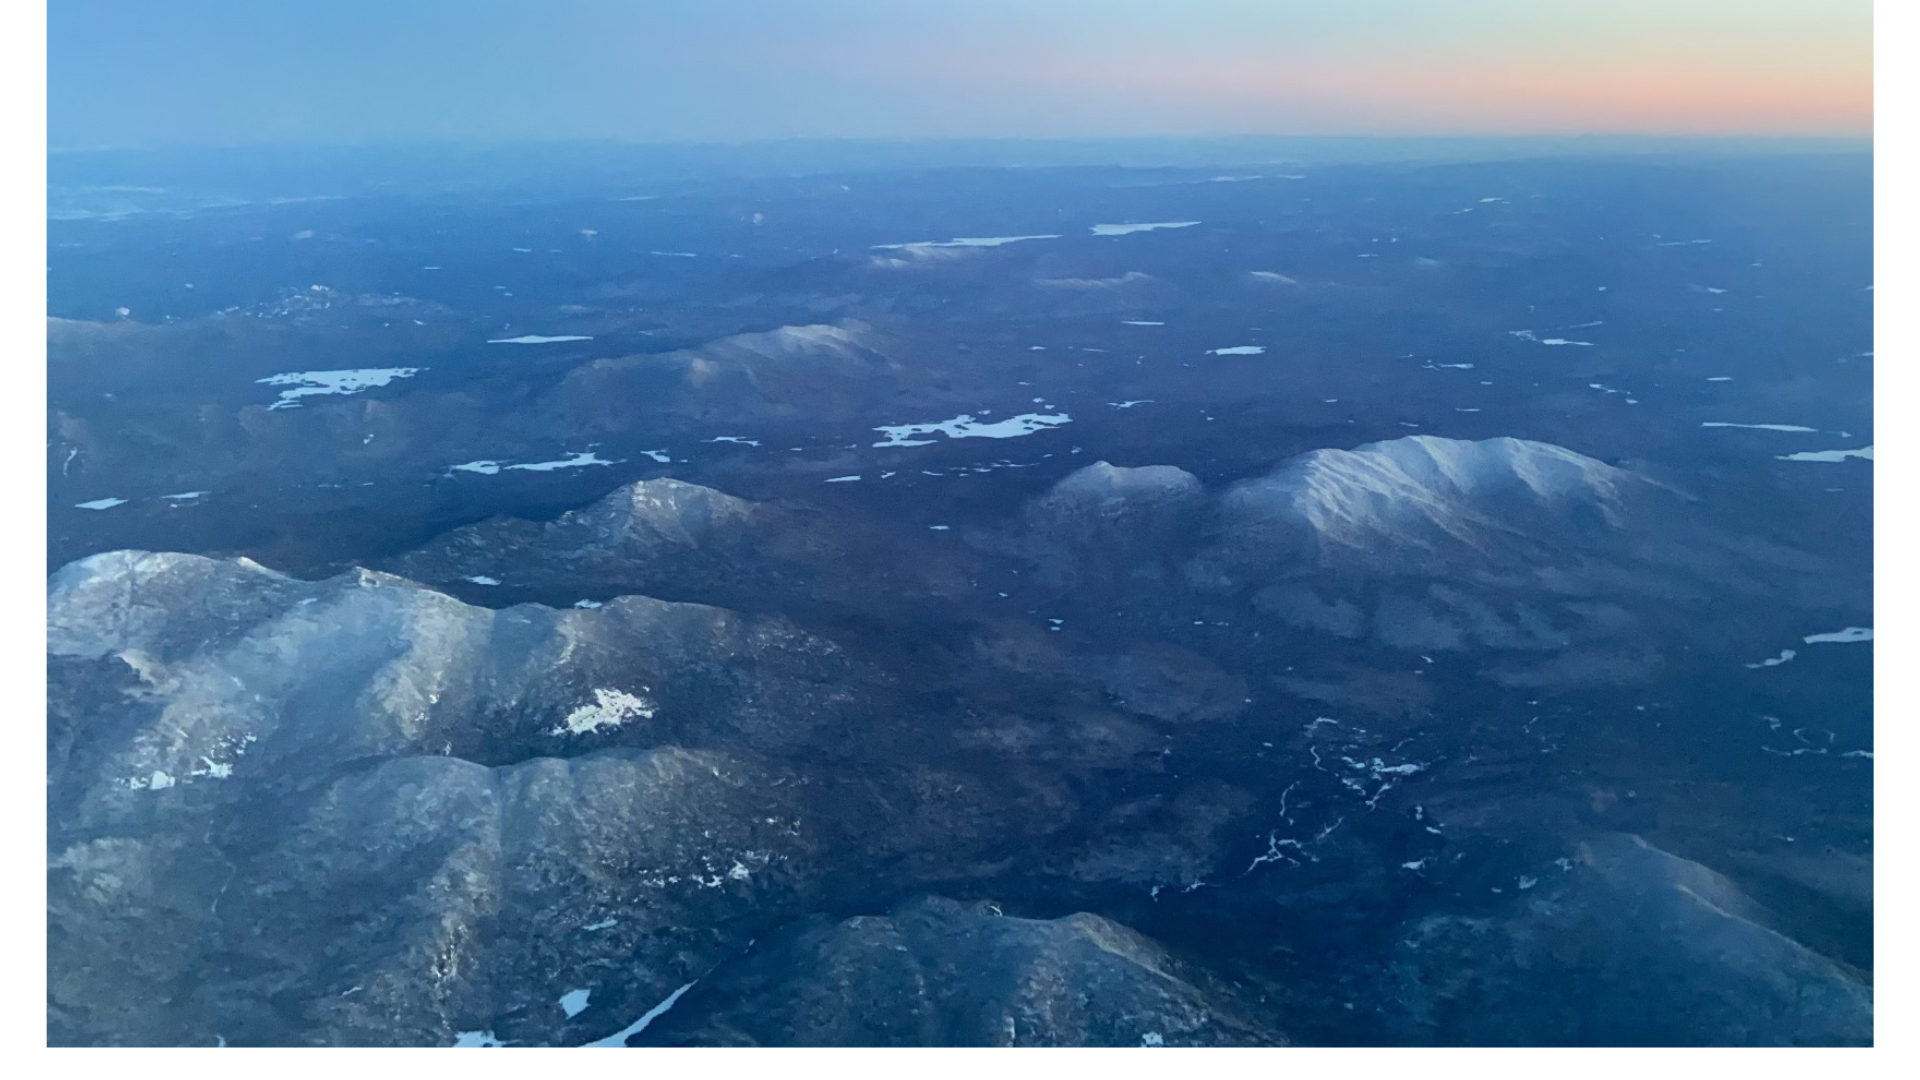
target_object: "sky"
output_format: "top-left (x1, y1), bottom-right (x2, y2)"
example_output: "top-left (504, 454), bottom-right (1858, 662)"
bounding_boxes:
top-left (47, 0), bottom-right (1873, 148)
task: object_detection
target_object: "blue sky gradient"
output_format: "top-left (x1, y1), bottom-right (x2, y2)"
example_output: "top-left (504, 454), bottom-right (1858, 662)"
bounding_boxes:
top-left (49, 0), bottom-right (1873, 148)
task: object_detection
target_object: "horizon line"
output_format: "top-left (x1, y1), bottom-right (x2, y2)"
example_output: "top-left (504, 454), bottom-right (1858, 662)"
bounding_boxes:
top-left (48, 131), bottom-right (1873, 156)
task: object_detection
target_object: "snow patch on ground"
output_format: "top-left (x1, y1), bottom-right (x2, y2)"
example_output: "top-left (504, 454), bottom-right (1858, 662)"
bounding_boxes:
top-left (487, 334), bottom-right (592, 344)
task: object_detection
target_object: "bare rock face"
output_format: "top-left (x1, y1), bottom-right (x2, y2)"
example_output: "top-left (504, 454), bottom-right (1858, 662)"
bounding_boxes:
top-left (1383, 835), bottom-right (1873, 1046)
top-left (633, 896), bottom-right (1287, 1047)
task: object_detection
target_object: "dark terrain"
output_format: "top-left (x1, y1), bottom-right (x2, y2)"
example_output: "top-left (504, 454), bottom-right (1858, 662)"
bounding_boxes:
top-left (46, 143), bottom-right (1873, 1047)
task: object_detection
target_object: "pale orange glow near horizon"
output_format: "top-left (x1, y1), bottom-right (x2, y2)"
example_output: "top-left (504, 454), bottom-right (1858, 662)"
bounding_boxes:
top-left (673, 1), bottom-right (1872, 142)
top-left (798, 38), bottom-right (1872, 140)
top-left (1084, 55), bottom-right (1870, 137)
